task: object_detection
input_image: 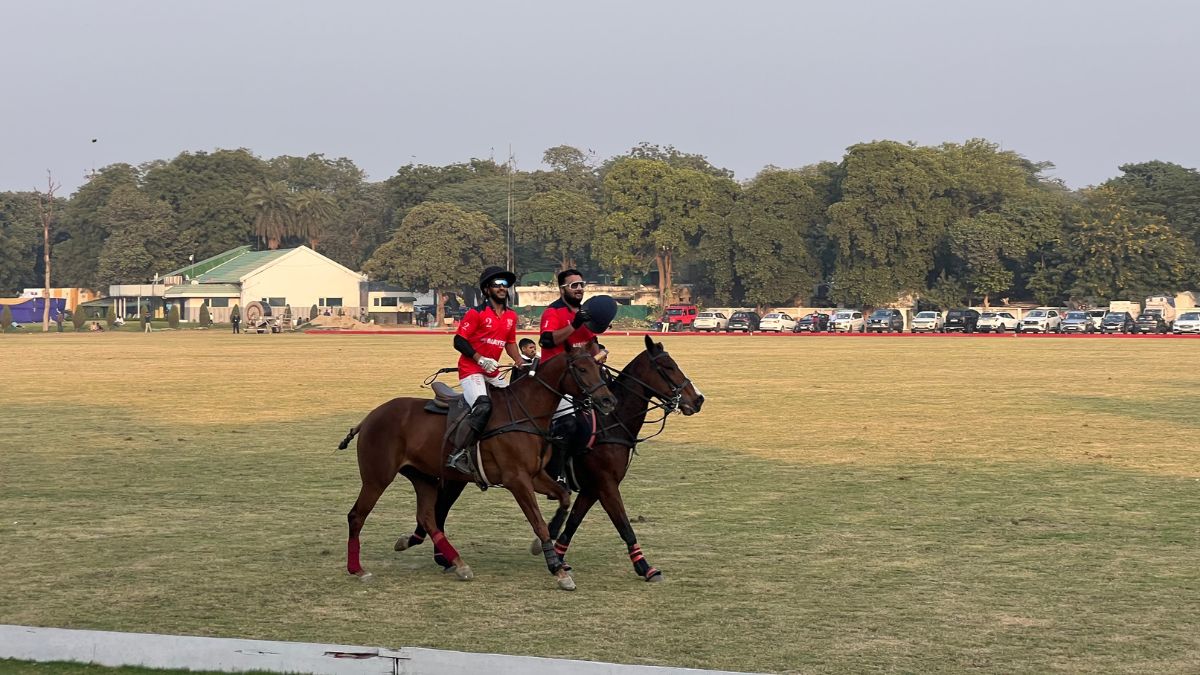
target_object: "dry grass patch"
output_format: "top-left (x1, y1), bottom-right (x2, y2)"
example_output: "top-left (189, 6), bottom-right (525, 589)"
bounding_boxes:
top-left (1, 332), bottom-right (1198, 673)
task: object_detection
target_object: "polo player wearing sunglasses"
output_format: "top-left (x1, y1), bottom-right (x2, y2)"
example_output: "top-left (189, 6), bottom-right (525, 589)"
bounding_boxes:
top-left (446, 266), bottom-right (522, 473)
top-left (537, 269), bottom-right (608, 486)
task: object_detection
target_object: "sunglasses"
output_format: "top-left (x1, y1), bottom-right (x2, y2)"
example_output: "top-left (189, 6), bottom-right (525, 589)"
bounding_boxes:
top-left (489, 280), bottom-right (509, 288)
top-left (560, 281), bottom-right (587, 290)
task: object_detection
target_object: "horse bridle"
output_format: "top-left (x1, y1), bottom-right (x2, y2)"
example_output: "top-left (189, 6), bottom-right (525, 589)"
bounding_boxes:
top-left (606, 349), bottom-right (691, 414)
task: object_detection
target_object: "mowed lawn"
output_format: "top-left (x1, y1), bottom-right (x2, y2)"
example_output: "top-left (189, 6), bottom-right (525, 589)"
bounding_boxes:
top-left (1, 331), bottom-right (1198, 674)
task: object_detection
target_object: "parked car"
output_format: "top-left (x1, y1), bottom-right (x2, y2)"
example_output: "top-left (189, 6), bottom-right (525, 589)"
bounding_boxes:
top-left (759, 312), bottom-right (797, 332)
top-left (726, 311), bottom-right (760, 333)
top-left (1018, 308), bottom-right (1063, 334)
top-left (793, 312), bottom-right (830, 333)
top-left (944, 308), bottom-right (981, 333)
top-left (976, 311), bottom-right (1019, 333)
top-left (1100, 311), bottom-right (1137, 334)
top-left (866, 308), bottom-right (904, 333)
top-left (830, 309), bottom-right (865, 333)
top-left (1086, 309), bottom-right (1107, 330)
top-left (1135, 312), bottom-right (1169, 334)
top-left (1060, 310), bottom-right (1097, 334)
top-left (1172, 310), bottom-right (1200, 334)
top-left (910, 310), bottom-right (944, 333)
top-left (693, 311), bottom-right (728, 332)
top-left (661, 304), bottom-right (698, 331)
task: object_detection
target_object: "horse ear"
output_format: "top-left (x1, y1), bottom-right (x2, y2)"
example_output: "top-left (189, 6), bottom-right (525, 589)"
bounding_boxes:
top-left (644, 334), bottom-right (654, 351)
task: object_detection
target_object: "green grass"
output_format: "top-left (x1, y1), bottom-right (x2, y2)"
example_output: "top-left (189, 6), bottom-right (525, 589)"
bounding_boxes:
top-left (0, 660), bottom-right (247, 674)
top-left (1, 332), bottom-right (1198, 673)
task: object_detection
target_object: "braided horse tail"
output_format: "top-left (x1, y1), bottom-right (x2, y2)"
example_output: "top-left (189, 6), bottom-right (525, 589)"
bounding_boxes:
top-left (337, 423), bottom-right (362, 450)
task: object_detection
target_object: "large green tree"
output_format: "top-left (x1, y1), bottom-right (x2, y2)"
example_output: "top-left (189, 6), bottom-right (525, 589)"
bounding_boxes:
top-left (55, 164), bottom-right (140, 288)
top-left (1107, 160), bottom-right (1200, 247)
top-left (1063, 186), bottom-right (1198, 300)
top-left (291, 189), bottom-right (338, 252)
top-left (363, 202), bottom-right (504, 325)
top-left (245, 179), bottom-right (294, 249)
top-left (142, 149), bottom-right (269, 259)
top-left (733, 169), bottom-right (827, 307)
top-left (95, 186), bottom-right (183, 285)
top-left (516, 189), bottom-right (598, 271)
top-left (826, 141), bottom-right (953, 306)
top-left (0, 192), bottom-right (43, 294)
top-left (595, 159), bottom-right (719, 306)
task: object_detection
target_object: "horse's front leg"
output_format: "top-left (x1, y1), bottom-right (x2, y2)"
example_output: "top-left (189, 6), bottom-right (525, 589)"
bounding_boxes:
top-left (537, 489), bottom-right (598, 570)
top-left (529, 471), bottom-right (572, 561)
top-left (507, 474), bottom-right (575, 591)
top-left (597, 480), bottom-right (662, 582)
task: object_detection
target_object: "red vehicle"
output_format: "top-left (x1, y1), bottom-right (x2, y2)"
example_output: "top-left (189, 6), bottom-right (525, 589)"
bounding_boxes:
top-left (661, 304), bottom-right (698, 331)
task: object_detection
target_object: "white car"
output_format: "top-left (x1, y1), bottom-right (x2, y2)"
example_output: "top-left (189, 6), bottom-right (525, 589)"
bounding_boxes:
top-left (830, 310), bottom-right (864, 333)
top-left (910, 311), bottom-right (944, 333)
top-left (693, 311), bottom-right (728, 332)
top-left (1018, 308), bottom-right (1062, 334)
top-left (759, 312), bottom-right (796, 332)
top-left (977, 311), bottom-right (1019, 333)
top-left (1173, 311), bottom-right (1200, 334)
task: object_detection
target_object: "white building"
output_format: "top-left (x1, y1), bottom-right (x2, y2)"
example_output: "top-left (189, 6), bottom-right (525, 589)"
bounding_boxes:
top-left (108, 245), bottom-right (366, 323)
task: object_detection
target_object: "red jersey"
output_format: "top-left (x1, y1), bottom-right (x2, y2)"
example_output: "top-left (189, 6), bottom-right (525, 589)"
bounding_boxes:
top-left (456, 303), bottom-right (517, 378)
top-left (539, 299), bottom-right (597, 360)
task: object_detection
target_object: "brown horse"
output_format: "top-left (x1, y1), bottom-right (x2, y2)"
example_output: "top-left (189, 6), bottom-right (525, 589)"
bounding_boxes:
top-left (394, 335), bottom-right (704, 582)
top-left (338, 345), bottom-right (616, 590)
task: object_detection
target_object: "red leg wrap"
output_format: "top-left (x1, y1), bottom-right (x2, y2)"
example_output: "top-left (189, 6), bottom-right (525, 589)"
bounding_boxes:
top-left (431, 532), bottom-right (460, 563)
top-left (347, 538), bottom-right (362, 574)
top-left (554, 542), bottom-right (569, 556)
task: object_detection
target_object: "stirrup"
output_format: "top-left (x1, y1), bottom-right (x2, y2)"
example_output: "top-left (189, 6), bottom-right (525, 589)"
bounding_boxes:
top-left (446, 448), bottom-right (471, 473)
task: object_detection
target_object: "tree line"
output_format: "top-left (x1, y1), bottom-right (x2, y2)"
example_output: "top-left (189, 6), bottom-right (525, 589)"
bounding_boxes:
top-left (2, 141), bottom-right (1198, 320)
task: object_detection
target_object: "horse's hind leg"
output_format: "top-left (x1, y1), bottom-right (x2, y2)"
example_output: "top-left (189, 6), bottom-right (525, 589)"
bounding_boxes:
top-left (395, 480), bottom-right (466, 570)
top-left (597, 481), bottom-right (662, 582)
top-left (347, 482), bottom-right (387, 581)
top-left (529, 472), bottom-right (574, 565)
top-left (410, 477), bottom-right (472, 581)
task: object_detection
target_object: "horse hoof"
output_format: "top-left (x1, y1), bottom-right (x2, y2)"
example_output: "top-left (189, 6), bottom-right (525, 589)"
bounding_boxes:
top-left (556, 573), bottom-right (577, 591)
top-left (530, 539), bottom-right (542, 556)
top-left (356, 571), bottom-right (374, 584)
top-left (646, 572), bottom-right (664, 583)
top-left (454, 564), bottom-right (474, 581)
top-left (394, 538), bottom-right (409, 551)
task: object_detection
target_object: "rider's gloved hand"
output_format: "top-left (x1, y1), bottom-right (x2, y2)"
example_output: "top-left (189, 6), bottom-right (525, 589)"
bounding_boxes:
top-left (476, 356), bottom-right (500, 372)
top-left (571, 308), bottom-right (592, 329)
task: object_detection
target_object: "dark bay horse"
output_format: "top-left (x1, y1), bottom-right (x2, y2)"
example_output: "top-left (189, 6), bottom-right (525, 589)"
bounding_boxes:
top-left (338, 345), bottom-right (616, 590)
top-left (395, 336), bottom-right (704, 582)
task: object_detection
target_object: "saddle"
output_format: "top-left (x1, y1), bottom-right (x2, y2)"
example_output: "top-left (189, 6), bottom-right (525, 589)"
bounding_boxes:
top-left (423, 381), bottom-right (461, 415)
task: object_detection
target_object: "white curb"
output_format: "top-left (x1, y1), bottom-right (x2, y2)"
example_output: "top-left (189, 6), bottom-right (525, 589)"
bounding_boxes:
top-left (0, 625), bottom-right (756, 675)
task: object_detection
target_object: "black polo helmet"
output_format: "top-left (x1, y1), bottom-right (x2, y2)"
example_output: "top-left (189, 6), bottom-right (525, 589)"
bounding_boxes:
top-left (479, 266), bottom-right (517, 291)
top-left (581, 294), bottom-right (618, 334)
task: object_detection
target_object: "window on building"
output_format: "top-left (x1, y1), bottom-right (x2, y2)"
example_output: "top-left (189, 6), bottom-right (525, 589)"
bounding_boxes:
top-left (379, 297), bottom-right (398, 307)
top-left (373, 298), bottom-right (381, 307)
top-left (210, 297), bottom-right (230, 308)
top-left (319, 297), bottom-right (344, 307)
top-left (265, 297), bottom-right (286, 307)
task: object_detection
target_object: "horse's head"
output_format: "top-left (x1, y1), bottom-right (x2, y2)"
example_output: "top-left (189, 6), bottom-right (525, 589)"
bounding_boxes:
top-left (560, 345), bottom-right (618, 415)
top-left (639, 335), bottom-right (704, 415)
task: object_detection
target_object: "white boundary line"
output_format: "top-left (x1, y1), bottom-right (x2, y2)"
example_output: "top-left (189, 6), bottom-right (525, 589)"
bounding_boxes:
top-left (0, 625), bottom-right (757, 675)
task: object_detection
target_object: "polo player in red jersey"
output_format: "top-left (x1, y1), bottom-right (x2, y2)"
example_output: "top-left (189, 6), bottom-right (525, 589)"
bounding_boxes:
top-left (446, 266), bottom-right (522, 474)
top-left (538, 268), bottom-right (609, 485)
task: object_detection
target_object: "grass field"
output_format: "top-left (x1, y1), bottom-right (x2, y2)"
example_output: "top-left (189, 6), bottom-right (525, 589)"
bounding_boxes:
top-left (1, 331), bottom-right (1198, 674)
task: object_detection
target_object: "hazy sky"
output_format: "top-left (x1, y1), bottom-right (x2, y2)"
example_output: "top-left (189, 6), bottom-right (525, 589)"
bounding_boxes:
top-left (3, 0), bottom-right (1197, 195)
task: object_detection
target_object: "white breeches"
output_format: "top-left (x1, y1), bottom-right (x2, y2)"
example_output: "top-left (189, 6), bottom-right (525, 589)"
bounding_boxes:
top-left (460, 373), bottom-right (508, 407)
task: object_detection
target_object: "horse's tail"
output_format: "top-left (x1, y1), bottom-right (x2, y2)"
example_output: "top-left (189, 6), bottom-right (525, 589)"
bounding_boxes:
top-left (337, 423), bottom-right (362, 450)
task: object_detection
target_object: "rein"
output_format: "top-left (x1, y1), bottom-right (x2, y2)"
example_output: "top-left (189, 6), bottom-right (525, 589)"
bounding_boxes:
top-left (598, 350), bottom-right (692, 446)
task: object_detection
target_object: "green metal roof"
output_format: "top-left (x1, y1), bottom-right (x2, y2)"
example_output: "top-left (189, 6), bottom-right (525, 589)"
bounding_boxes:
top-left (165, 245), bottom-right (252, 278)
top-left (163, 283), bottom-right (241, 298)
top-left (195, 249), bottom-right (291, 283)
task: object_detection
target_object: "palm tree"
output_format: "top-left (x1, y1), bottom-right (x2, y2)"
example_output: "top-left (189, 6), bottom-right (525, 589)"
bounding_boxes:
top-left (246, 179), bottom-right (293, 249)
top-left (291, 189), bottom-right (338, 252)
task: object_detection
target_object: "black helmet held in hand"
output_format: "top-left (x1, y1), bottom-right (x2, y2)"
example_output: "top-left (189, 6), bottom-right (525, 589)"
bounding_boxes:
top-left (478, 266), bottom-right (517, 291)
top-left (580, 294), bottom-right (618, 334)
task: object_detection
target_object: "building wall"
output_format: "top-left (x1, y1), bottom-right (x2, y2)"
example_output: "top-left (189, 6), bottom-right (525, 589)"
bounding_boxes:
top-left (514, 284), bottom-right (660, 306)
top-left (239, 248), bottom-right (364, 316)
